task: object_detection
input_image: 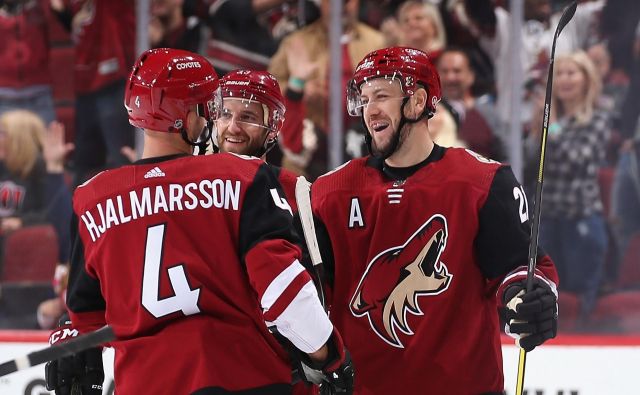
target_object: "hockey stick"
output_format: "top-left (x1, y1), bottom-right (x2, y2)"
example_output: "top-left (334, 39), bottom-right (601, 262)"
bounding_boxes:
top-left (0, 325), bottom-right (115, 378)
top-left (515, 2), bottom-right (577, 395)
top-left (295, 176), bottom-right (325, 308)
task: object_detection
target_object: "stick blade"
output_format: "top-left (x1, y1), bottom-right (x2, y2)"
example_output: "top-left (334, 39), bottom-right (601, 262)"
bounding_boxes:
top-left (556, 1), bottom-right (577, 35)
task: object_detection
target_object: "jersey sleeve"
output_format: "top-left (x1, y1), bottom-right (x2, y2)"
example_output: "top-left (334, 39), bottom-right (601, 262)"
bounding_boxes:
top-left (475, 166), bottom-right (559, 297)
top-left (239, 163), bottom-right (332, 353)
top-left (66, 213), bottom-right (108, 334)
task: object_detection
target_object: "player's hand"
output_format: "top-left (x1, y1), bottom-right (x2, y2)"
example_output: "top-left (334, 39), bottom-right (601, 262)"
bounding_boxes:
top-left (45, 316), bottom-right (104, 395)
top-left (319, 349), bottom-right (354, 395)
top-left (312, 330), bottom-right (354, 395)
top-left (500, 278), bottom-right (558, 352)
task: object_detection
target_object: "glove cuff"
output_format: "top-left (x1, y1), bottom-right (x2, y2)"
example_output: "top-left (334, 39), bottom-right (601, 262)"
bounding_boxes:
top-left (320, 328), bottom-right (346, 373)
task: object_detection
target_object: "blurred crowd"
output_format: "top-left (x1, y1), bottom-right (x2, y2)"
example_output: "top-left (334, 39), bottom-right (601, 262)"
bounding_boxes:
top-left (0, 0), bottom-right (639, 334)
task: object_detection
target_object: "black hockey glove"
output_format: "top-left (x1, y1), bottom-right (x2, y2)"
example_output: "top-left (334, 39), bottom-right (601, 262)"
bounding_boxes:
top-left (45, 316), bottom-right (104, 395)
top-left (500, 278), bottom-right (558, 352)
top-left (301, 330), bottom-right (354, 395)
top-left (319, 348), bottom-right (355, 395)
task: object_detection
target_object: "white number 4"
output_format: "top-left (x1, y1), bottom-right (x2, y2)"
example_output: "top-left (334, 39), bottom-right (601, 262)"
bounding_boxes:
top-left (142, 224), bottom-right (201, 318)
top-left (513, 186), bottom-right (529, 223)
top-left (270, 188), bottom-right (293, 216)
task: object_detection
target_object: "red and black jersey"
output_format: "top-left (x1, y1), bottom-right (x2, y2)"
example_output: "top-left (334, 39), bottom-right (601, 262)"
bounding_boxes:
top-left (67, 0), bottom-right (135, 93)
top-left (274, 165), bottom-right (299, 214)
top-left (0, 0), bottom-right (52, 88)
top-left (312, 146), bottom-right (558, 395)
top-left (67, 153), bottom-right (332, 394)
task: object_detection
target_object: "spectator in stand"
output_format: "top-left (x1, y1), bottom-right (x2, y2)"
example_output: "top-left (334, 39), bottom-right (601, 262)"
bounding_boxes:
top-left (269, 0), bottom-right (385, 178)
top-left (36, 262), bottom-right (68, 329)
top-left (49, 0), bottom-right (135, 186)
top-left (149, 0), bottom-right (204, 53)
top-left (610, 21), bottom-right (640, 286)
top-left (587, 43), bottom-right (628, 116)
top-left (449, 0), bottom-right (604, 148)
top-left (599, 0), bottom-right (640, 85)
top-left (436, 47), bottom-right (505, 161)
top-left (429, 99), bottom-right (466, 149)
top-left (0, 0), bottom-right (57, 124)
top-left (396, 0), bottom-right (446, 60)
top-left (527, 51), bottom-right (610, 320)
top-left (0, 110), bottom-right (73, 268)
top-left (206, 0), bottom-right (319, 76)
top-left (586, 42), bottom-right (629, 165)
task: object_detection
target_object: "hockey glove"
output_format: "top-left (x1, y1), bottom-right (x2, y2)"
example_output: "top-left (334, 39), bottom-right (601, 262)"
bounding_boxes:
top-left (45, 316), bottom-right (104, 395)
top-left (500, 278), bottom-right (558, 352)
top-left (319, 348), bottom-right (354, 395)
top-left (303, 329), bottom-right (354, 395)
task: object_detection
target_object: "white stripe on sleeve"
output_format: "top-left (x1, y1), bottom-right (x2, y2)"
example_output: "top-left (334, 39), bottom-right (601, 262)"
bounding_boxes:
top-left (266, 281), bottom-right (333, 353)
top-left (261, 259), bottom-right (305, 310)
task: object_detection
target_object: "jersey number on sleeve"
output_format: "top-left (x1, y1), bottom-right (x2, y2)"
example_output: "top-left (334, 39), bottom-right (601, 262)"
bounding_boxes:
top-left (270, 188), bottom-right (293, 216)
top-left (512, 186), bottom-right (530, 223)
top-left (141, 224), bottom-right (201, 318)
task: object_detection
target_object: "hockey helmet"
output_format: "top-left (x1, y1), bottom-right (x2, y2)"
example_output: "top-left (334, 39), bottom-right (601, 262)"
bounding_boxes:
top-left (124, 48), bottom-right (222, 132)
top-left (219, 70), bottom-right (286, 135)
top-left (347, 47), bottom-right (441, 118)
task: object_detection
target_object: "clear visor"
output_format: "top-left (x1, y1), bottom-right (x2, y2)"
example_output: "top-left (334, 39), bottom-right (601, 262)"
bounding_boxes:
top-left (197, 87), bottom-right (223, 121)
top-left (216, 97), bottom-right (270, 132)
top-left (347, 75), bottom-right (407, 116)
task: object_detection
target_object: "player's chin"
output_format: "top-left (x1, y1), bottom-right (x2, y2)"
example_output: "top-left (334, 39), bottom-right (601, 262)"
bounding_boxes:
top-left (221, 141), bottom-right (250, 155)
top-left (371, 140), bottom-right (393, 158)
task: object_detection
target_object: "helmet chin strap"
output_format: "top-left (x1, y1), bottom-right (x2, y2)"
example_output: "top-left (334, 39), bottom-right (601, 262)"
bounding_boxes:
top-left (363, 97), bottom-right (429, 160)
top-left (180, 120), bottom-right (214, 155)
top-left (251, 129), bottom-right (277, 158)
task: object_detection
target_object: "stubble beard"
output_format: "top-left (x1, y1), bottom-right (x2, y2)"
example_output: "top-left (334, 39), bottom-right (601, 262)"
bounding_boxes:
top-left (371, 125), bottom-right (408, 159)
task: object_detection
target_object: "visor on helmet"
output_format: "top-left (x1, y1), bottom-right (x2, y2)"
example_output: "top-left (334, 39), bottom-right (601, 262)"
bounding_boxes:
top-left (196, 87), bottom-right (223, 122)
top-left (347, 74), bottom-right (408, 116)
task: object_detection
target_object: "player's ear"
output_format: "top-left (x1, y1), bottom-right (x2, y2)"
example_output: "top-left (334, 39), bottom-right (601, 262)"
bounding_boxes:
top-left (415, 88), bottom-right (428, 110)
top-left (410, 88), bottom-right (428, 117)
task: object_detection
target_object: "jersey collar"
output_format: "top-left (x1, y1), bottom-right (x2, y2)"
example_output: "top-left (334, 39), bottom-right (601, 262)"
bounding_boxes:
top-left (366, 144), bottom-right (446, 181)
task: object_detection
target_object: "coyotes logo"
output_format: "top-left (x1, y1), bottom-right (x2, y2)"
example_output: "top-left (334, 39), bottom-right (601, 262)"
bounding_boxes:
top-left (350, 214), bottom-right (452, 348)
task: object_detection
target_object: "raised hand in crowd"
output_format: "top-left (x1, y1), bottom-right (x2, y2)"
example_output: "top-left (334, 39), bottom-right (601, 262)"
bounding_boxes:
top-left (43, 121), bottom-right (74, 174)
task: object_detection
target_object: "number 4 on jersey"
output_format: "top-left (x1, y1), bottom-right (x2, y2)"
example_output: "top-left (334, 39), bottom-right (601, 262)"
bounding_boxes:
top-left (142, 224), bottom-right (201, 318)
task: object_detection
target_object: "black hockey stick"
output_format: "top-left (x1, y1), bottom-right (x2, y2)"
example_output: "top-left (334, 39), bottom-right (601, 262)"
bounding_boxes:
top-left (515, 2), bottom-right (577, 395)
top-left (0, 325), bottom-right (115, 378)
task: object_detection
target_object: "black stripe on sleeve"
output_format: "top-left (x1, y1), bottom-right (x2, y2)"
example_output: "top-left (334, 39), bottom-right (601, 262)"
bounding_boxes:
top-left (475, 166), bottom-right (546, 279)
top-left (66, 213), bottom-right (107, 314)
top-left (238, 163), bottom-right (301, 262)
top-left (314, 215), bottom-right (336, 290)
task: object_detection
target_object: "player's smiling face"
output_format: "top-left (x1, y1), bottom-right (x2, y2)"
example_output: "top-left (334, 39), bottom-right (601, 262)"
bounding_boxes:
top-left (215, 98), bottom-right (271, 156)
top-left (360, 78), bottom-right (406, 157)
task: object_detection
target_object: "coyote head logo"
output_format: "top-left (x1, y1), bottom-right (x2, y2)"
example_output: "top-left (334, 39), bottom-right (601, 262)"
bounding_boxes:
top-left (350, 215), bottom-right (452, 348)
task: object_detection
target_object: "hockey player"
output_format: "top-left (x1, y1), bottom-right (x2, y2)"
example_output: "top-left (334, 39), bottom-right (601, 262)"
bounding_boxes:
top-left (214, 69), bottom-right (328, 395)
top-left (45, 49), bottom-right (352, 395)
top-left (214, 70), bottom-right (300, 208)
top-left (311, 47), bottom-right (559, 394)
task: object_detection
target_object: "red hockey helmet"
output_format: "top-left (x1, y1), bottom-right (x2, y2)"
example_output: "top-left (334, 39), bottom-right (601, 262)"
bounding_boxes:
top-left (347, 47), bottom-right (442, 118)
top-left (219, 70), bottom-right (286, 134)
top-left (124, 48), bottom-right (222, 132)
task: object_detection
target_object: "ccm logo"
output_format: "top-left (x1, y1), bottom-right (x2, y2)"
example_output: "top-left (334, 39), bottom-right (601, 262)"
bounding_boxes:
top-left (176, 61), bottom-right (202, 70)
top-left (49, 327), bottom-right (79, 344)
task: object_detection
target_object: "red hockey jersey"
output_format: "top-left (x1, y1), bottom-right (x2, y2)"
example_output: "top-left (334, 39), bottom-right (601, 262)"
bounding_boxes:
top-left (67, 153), bottom-right (332, 394)
top-left (312, 146), bottom-right (558, 395)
